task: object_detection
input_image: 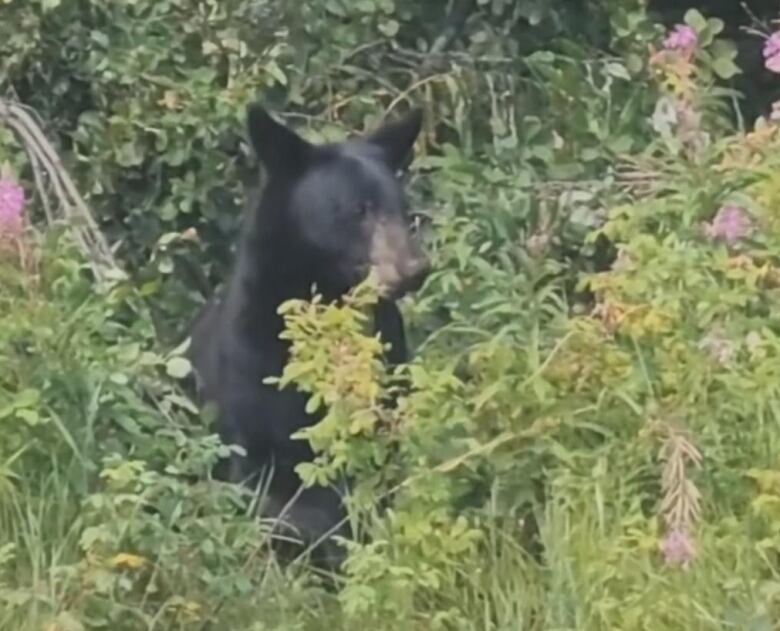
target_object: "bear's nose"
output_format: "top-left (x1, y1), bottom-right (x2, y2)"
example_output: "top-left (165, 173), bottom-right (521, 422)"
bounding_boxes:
top-left (400, 255), bottom-right (431, 293)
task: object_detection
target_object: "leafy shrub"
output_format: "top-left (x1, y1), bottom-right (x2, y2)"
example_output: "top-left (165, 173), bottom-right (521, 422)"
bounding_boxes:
top-left (1, 1), bottom-right (653, 275)
top-left (267, 12), bottom-right (780, 629)
top-left (0, 230), bottom-right (344, 630)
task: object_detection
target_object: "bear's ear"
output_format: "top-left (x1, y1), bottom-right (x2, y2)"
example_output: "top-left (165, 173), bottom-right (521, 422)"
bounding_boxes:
top-left (246, 103), bottom-right (312, 176)
top-left (365, 108), bottom-right (423, 172)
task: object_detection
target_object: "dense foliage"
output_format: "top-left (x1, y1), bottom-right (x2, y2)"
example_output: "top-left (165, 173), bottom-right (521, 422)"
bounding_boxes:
top-left (1, 0), bottom-right (656, 314)
top-left (4, 1), bottom-right (780, 629)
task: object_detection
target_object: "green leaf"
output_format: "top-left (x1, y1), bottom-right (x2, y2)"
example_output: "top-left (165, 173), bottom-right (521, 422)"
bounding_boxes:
top-left (16, 388), bottom-right (40, 408)
top-left (90, 30), bottom-right (109, 47)
top-left (165, 393), bottom-right (199, 414)
top-left (604, 62), bottom-right (630, 81)
top-left (109, 372), bottom-right (129, 385)
top-left (157, 257), bottom-right (174, 274)
top-left (264, 60), bottom-right (287, 86)
top-left (115, 142), bottom-right (143, 167)
top-left (712, 57), bottom-right (741, 80)
top-left (157, 231), bottom-right (181, 247)
top-left (166, 357), bottom-right (192, 379)
top-left (711, 39), bottom-right (738, 60)
top-left (683, 9), bottom-right (707, 33)
top-left (16, 408), bottom-right (41, 425)
top-left (706, 17), bottom-right (724, 36)
top-left (0, 389), bottom-right (40, 419)
top-left (305, 393), bottom-right (323, 414)
top-left (378, 19), bottom-right (400, 37)
top-left (626, 53), bottom-right (644, 74)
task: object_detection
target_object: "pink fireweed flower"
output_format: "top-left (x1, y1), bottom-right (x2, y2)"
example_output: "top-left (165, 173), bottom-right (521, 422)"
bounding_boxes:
top-left (661, 528), bottom-right (696, 568)
top-left (0, 176), bottom-right (25, 235)
top-left (764, 32), bottom-right (780, 73)
top-left (664, 25), bottom-right (698, 55)
top-left (705, 205), bottom-right (752, 244)
top-left (764, 31), bottom-right (780, 58)
top-left (768, 55), bottom-right (780, 74)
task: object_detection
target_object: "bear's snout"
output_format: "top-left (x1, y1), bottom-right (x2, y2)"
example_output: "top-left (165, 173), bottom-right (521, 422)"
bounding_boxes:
top-left (369, 220), bottom-right (430, 297)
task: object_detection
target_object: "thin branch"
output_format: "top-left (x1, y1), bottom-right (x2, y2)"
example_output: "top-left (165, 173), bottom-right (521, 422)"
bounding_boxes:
top-left (0, 97), bottom-right (122, 282)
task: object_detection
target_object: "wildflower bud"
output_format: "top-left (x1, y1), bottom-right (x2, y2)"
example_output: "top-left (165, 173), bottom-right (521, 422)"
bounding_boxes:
top-left (661, 527), bottom-right (696, 569)
top-left (663, 25), bottom-right (698, 57)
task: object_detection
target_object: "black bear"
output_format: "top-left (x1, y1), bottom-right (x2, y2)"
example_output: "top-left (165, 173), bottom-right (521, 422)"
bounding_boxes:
top-left (188, 102), bottom-right (429, 567)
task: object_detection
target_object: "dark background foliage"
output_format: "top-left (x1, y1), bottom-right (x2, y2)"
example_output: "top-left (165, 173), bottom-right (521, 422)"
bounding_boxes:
top-left (3, 2), bottom-right (775, 333)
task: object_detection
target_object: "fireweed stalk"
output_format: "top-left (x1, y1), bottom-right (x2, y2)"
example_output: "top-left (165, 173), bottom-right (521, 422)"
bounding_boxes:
top-left (657, 423), bottom-right (702, 569)
top-left (0, 174), bottom-right (32, 272)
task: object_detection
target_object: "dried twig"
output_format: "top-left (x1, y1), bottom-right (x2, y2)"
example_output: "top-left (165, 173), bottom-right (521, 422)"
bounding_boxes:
top-left (650, 420), bottom-right (703, 532)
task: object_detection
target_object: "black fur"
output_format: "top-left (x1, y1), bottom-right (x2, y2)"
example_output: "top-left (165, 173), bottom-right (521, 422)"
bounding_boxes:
top-left (187, 104), bottom-right (429, 568)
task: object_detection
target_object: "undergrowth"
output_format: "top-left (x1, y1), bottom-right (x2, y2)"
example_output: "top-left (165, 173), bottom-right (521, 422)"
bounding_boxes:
top-left (3, 5), bottom-right (780, 631)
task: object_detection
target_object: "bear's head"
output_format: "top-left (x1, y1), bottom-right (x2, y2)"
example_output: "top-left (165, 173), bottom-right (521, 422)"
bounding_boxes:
top-left (247, 103), bottom-right (430, 300)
